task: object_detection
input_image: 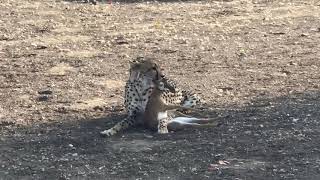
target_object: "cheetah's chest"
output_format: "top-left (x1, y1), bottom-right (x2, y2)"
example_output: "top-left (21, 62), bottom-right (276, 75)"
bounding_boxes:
top-left (136, 88), bottom-right (152, 111)
top-left (127, 82), bottom-right (153, 112)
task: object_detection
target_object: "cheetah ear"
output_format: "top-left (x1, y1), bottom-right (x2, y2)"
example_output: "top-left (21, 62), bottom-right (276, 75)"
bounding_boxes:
top-left (129, 59), bottom-right (137, 67)
top-left (129, 56), bottom-right (144, 66)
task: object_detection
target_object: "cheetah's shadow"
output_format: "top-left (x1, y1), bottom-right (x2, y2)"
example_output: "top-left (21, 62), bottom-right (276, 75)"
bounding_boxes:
top-left (1, 91), bottom-right (320, 179)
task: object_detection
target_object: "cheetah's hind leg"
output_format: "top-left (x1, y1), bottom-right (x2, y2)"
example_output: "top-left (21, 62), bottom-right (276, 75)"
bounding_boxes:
top-left (181, 91), bottom-right (203, 108)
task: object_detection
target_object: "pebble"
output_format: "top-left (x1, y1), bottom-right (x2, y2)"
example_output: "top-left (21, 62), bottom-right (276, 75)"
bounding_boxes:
top-left (38, 90), bottom-right (53, 95)
top-left (68, 144), bottom-right (74, 148)
top-left (37, 95), bottom-right (50, 101)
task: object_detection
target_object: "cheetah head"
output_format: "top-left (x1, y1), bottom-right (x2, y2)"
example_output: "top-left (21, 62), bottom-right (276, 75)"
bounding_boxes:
top-left (129, 57), bottom-right (164, 84)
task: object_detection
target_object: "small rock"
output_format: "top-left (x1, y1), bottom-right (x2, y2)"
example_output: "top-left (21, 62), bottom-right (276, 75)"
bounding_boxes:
top-left (93, 106), bottom-right (104, 111)
top-left (60, 157), bottom-right (69, 161)
top-left (37, 95), bottom-right (50, 102)
top-left (218, 160), bottom-right (229, 165)
top-left (279, 168), bottom-right (286, 172)
top-left (98, 166), bottom-right (105, 170)
top-left (38, 90), bottom-right (53, 95)
top-left (68, 144), bottom-right (74, 148)
top-left (288, 61), bottom-right (297, 66)
top-left (115, 36), bottom-right (128, 45)
top-left (56, 107), bottom-right (67, 113)
top-left (191, 167), bottom-right (197, 172)
top-left (32, 44), bottom-right (47, 50)
top-left (144, 134), bottom-right (153, 138)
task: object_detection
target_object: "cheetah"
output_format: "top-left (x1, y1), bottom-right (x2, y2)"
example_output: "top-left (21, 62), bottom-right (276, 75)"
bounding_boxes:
top-left (100, 57), bottom-right (201, 136)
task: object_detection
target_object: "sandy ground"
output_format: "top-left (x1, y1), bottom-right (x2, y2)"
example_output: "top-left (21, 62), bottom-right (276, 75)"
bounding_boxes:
top-left (0, 0), bottom-right (320, 179)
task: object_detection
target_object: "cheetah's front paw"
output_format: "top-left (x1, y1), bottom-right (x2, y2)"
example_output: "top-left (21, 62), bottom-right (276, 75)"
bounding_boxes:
top-left (158, 128), bottom-right (169, 134)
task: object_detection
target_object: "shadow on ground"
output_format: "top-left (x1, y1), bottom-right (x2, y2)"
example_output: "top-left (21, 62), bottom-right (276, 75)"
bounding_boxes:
top-left (1, 91), bottom-right (320, 179)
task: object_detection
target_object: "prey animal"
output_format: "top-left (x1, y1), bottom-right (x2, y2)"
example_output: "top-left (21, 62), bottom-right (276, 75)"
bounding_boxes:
top-left (143, 79), bottom-right (218, 134)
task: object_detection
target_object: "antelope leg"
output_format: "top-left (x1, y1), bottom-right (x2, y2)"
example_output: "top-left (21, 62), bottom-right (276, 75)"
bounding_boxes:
top-left (170, 117), bottom-right (220, 124)
top-left (171, 111), bottom-right (193, 118)
top-left (167, 117), bottom-right (219, 131)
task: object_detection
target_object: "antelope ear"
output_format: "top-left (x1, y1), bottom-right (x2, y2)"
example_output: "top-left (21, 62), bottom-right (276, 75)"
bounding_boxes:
top-left (158, 81), bottom-right (165, 90)
top-left (154, 64), bottom-right (163, 80)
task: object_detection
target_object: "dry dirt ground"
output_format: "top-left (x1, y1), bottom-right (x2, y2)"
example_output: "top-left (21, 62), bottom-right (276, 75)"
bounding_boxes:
top-left (1, 0), bottom-right (320, 179)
